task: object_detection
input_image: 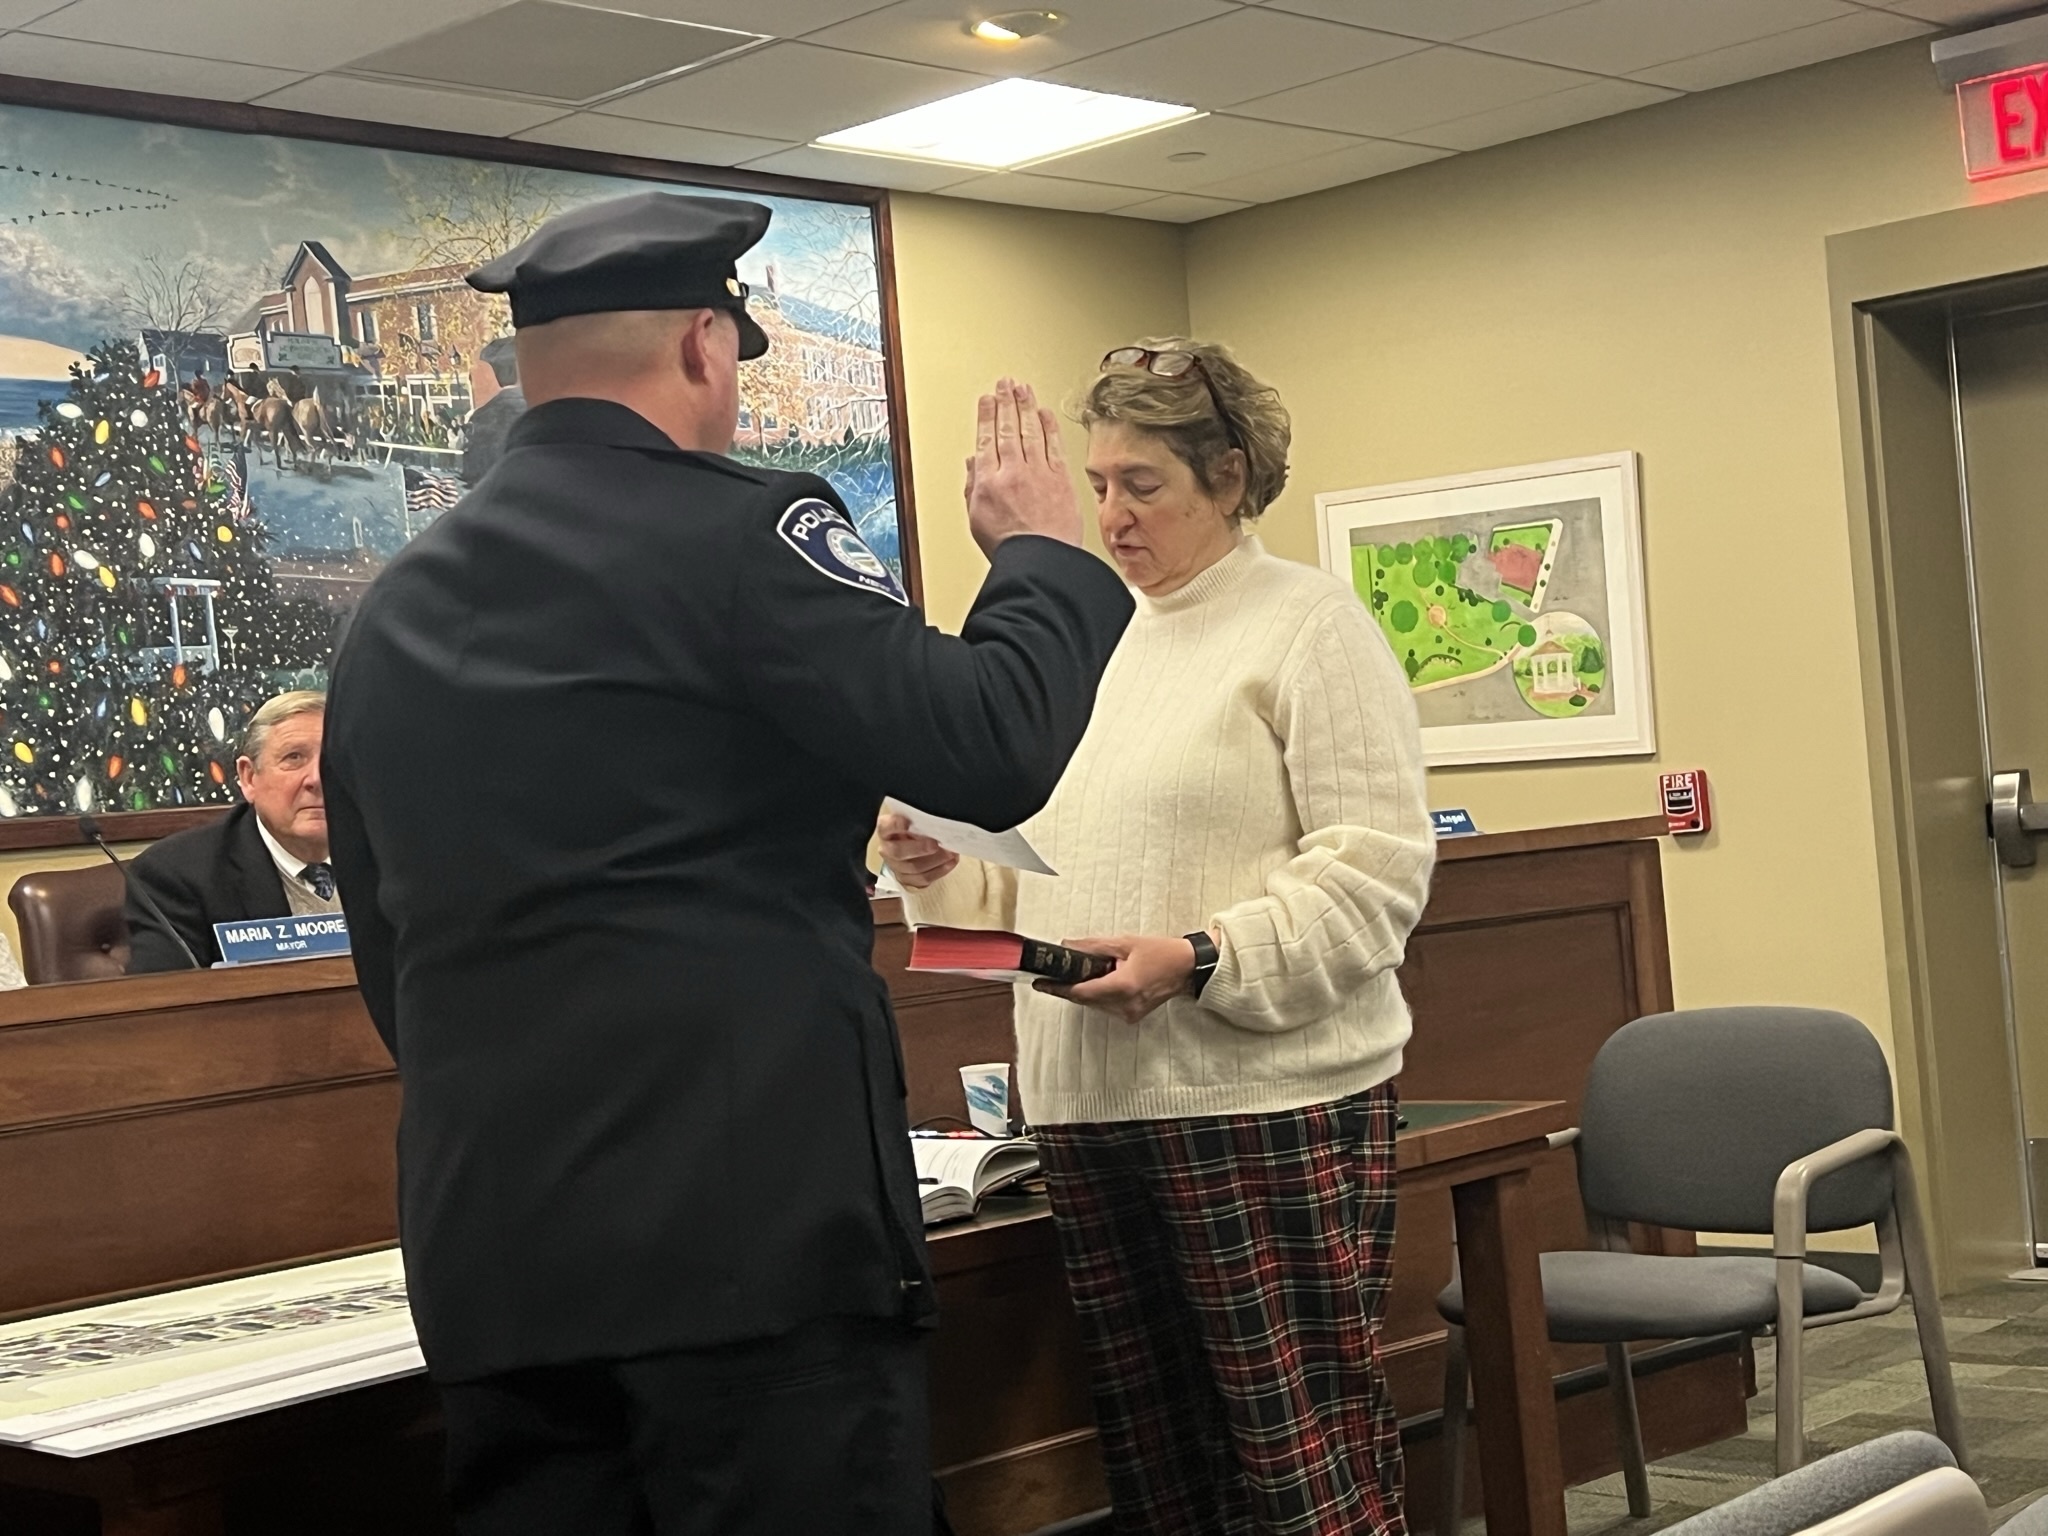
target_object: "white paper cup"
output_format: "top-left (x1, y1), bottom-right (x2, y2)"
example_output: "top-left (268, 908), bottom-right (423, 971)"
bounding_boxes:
top-left (960, 1062), bottom-right (1012, 1138)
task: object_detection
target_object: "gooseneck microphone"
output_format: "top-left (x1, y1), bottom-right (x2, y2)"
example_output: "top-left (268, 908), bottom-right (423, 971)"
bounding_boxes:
top-left (78, 814), bottom-right (203, 971)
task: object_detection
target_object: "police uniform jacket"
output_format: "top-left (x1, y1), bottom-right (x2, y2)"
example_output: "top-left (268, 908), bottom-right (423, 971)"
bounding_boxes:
top-left (323, 399), bottom-right (1132, 1382)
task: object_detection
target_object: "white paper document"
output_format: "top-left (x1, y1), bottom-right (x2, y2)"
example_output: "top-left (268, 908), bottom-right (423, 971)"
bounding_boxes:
top-left (0, 1250), bottom-right (421, 1452)
top-left (881, 799), bottom-right (1055, 876)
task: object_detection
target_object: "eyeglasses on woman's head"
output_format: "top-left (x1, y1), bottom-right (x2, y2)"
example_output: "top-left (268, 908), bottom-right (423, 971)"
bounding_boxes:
top-left (1099, 346), bottom-right (1244, 452)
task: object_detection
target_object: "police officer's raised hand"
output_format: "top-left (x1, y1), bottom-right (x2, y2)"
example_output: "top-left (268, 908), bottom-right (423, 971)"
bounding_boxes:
top-left (877, 811), bottom-right (959, 889)
top-left (967, 378), bottom-right (1081, 557)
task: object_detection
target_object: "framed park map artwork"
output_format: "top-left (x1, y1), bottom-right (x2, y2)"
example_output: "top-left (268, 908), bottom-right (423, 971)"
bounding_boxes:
top-left (0, 78), bottom-right (914, 848)
top-left (1316, 453), bottom-right (1654, 767)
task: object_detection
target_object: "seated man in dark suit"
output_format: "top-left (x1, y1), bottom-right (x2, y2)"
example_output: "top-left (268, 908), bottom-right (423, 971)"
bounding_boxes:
top-left (125, 690), bottom-right (339, 972)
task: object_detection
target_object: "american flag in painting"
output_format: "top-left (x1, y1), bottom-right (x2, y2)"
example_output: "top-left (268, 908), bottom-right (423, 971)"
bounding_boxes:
top-left (403, 466), bottom-right (464, 517)
top-left (205, 445), bottom-right (252, 522)
top-left (221, 450), bottom-right (249, 522)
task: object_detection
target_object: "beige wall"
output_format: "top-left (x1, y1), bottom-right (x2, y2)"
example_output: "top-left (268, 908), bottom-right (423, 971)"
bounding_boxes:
top-left (887, 193), bottom-right (1188, 630)
top-left (1179, 37), bottom-right (2005, 1063)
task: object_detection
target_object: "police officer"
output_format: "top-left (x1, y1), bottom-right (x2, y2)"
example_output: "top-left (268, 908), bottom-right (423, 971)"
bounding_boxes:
top-left (321, 191), bottom-right (1132, 1535)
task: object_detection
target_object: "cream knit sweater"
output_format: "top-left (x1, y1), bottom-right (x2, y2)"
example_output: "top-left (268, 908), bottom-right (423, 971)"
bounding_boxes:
top-left (904, 537), bottom-right (1435, 1125)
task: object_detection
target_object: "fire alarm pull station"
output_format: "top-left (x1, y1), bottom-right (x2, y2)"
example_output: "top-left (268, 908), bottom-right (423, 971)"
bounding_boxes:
top-left (1661, 771), bottom-right (1711, 836)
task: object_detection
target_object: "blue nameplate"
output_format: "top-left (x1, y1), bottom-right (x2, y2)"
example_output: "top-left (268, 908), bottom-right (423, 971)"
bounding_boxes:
top-left (212, 914), bottom-right (351, 965)
top-left (1431, 809), bottom-right (1480, 838)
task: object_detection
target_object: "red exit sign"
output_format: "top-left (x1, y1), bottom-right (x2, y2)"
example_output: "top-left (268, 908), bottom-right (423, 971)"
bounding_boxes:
top-left (1959, 63), bottom-right (2048, 179)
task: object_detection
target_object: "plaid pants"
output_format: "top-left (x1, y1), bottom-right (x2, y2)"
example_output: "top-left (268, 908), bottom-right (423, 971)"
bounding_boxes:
top-left (1037, 1085), bottom-right (1405, 1536)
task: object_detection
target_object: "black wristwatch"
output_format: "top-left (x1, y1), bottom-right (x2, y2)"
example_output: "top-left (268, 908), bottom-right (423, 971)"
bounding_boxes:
top-left (1184, 931), bottom-right (1219, 997)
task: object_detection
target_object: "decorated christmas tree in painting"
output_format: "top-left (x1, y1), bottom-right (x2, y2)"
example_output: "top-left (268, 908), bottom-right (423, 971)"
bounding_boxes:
top-left (0, 343), bottom-right (330, 817)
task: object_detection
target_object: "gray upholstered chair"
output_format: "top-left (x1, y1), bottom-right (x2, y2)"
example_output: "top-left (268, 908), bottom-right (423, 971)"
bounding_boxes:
top-left (1434, 1008), bottom-right (1965, 1533)
top-left (1660, 1432), bottom-right (1979, 1536)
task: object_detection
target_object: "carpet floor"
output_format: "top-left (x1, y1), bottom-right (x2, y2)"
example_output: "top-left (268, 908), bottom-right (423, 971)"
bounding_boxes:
top-left (1560, 1277), bottom-right (2048, 1532)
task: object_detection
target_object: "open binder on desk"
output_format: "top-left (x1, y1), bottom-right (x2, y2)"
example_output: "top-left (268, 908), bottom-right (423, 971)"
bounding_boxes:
top-left (912, 1136), bottom-right (1040, 1226)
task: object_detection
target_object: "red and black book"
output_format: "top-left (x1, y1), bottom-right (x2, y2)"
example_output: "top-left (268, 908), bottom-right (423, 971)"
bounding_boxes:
top-left (906, 926), bottom-right (1117, 985)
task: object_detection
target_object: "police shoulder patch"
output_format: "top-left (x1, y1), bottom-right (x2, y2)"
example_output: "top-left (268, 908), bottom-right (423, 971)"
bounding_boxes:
top-left (776, 497), bottom-right (907, 605)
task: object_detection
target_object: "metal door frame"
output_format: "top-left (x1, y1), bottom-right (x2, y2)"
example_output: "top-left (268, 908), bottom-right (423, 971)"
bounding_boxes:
top-left (1826, 201), bottom-right (2048, 1289)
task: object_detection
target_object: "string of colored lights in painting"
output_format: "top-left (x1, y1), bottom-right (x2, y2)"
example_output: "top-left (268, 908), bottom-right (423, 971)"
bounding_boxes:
top-left (0, 344), bottom-right (328, 817)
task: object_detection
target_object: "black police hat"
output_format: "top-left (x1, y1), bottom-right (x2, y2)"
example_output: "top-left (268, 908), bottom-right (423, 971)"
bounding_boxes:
top-left (467, 191), bottom-right (772, 360)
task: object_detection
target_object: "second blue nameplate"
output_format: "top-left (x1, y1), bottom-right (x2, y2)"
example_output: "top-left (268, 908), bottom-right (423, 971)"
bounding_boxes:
top-left (212, 914), bottom-right (352, 966)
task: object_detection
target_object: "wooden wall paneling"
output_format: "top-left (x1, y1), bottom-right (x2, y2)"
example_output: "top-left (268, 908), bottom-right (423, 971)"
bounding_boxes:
top-left (927, 1213), bottom-right (1100, 1530)
top-left (894, 990), bottom-right (1016, 1128)
top-left (0, 963), bottom-right (397, 1322)
top-left (0, 992), bottom-right (389, 1127)
top-left (0, 1081), bottom-right (400, 1322)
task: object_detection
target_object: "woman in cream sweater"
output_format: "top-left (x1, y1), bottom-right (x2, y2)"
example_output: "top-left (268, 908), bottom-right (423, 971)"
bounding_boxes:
top-left (882, 340), bottom-right (1434, 1536)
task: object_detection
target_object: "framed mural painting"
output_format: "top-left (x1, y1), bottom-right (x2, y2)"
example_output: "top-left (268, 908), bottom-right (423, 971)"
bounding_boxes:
top-left (0, 77), bottom-right (915, 849)
top-left (1315, 452), bottom-right (1654, 767)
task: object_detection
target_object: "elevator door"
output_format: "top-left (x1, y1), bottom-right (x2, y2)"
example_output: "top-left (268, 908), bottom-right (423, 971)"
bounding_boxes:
top-left (1954, 307), bottom-right (2048, 1251)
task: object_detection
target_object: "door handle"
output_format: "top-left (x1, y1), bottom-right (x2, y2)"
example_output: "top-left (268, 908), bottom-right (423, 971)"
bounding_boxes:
top-left (1990, 769), bottom-right (2048, 868)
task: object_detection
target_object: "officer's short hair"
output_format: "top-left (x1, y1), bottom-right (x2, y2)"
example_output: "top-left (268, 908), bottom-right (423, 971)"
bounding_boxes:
top-left (241, 690), bottom-right (326, 766)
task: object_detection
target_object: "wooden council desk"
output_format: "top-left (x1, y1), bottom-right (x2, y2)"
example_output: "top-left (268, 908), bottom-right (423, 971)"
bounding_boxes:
top-left (0, 817), bottom-right (1745, 1535)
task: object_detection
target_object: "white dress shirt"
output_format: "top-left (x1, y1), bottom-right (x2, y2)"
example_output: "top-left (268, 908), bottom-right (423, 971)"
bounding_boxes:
top-left (255, 816), bottom-right (341, 916)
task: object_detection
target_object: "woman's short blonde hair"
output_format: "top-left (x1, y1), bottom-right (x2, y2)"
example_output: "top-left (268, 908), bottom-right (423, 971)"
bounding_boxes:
top-left (1077, 338), bottom-right (1291, 521)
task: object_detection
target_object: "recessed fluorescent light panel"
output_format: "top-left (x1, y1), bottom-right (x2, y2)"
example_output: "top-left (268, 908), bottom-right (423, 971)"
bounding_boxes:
top-left (815, 79), bottom-right (1200, 171)
top-left (970, 10), bottom-right (1064, 42)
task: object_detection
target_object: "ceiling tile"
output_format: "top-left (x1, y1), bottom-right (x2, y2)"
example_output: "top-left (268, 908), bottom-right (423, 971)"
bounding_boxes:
top-left (0, 0), bottom-right (76, 25)
top-left (1633, 9), bottom-right (1932, 92)
top-left (940, 171), bottom-right (1162, 210)
top-left (21, 0), bottom-right (519, 73)
top-left (1190, 135), bottom-right (1448, 200)
top-left (1404, 75), bottom-right (1675, 149)
top-left (596, 40), bottom-right (984, 140)
top-left (1028, 113), bottom-right (1371, 191)
top-left (1466, 0), bottom-right (1861, 76)
top-left (1255, 0), bottom-right (1596, 44)
top-left (0, 33), bottom-right (304, 100)
top-left (1109, 190), bottom-right (1251, 222)
top-left (1045, 9), bottom-right (1427, 110)
top-left (801, 0), bottom-right (1237, 77)
top-left (739, 142), bottom-right (979, 190)
top-left (1235, 45), bottom-right (1591, 136)
top-left (1875, 0), bottom-right (2036, 22)
top-left (253, 75), bottom-right (569, 136)
top-left (578, 0), bottom-right (903, 36)
top-left (517, 113), bottom-right (794, 164)
top-left (344, 1), bottom-right (763, 105)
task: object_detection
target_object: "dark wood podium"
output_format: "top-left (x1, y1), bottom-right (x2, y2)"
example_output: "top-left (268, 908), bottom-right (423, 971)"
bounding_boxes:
top-left (0, 817), bottom-right (1745, 1535)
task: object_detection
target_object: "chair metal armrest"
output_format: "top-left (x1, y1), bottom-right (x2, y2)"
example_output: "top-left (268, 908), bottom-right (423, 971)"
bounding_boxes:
top-left (1800, 1467), bottom-right (1987, 1536)
top-left (1773, 1128), bottom-right (1899, 1260)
